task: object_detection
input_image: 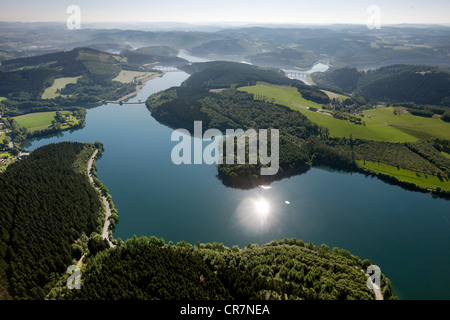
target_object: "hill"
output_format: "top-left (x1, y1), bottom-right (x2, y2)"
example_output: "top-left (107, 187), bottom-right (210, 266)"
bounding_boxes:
top-left (311, 65), bottom-right (450, 106)
top-left (0, 47), bottom-right (154, 108)
top-left (121, 46), bottom-right (189, 66)
top-left (245, 48), bottom-right (319, 69)
top-left (189, 39), bottom-right (259, 56)
top-left (179, 61), bottom-right (294, 88)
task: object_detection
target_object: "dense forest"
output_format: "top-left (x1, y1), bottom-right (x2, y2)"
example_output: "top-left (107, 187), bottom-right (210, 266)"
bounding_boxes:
top-left (179, 61), bottom-right (294, 88)
top-left (311, 65), bottom-right (450, 106)
top-left (0, 142), bottom-right (104, 299)
top-left (50, 236), bottom-right (395, 300)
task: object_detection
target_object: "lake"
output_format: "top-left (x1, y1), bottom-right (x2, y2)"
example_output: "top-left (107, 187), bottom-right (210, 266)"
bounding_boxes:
top-left (25, 69), bottom-right (449, 300)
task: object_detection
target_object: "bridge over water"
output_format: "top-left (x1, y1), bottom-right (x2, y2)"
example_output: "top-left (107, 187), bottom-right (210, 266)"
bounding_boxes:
top-left (284, 70), bottom-right (309, 80)
top-left (152, 66), bottom-right (180, 72)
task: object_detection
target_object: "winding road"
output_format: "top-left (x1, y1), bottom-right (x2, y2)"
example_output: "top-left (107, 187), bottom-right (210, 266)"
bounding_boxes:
top-left (87, 149), bottom-right (115, 248)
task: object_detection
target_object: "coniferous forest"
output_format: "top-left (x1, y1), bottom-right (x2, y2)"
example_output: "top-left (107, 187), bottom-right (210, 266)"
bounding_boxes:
top-left (0, 142), bottom-right (103, 299)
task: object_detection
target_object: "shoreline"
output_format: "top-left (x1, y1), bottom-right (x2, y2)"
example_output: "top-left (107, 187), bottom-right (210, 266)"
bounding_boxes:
top-left (106, 72), bottom-right (165, 104)
top-left (87, 148), bottom-right (116, 247)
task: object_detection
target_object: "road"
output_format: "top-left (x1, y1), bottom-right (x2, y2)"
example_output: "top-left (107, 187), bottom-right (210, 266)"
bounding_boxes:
top-left (87, 149), bottom-right (115, 248)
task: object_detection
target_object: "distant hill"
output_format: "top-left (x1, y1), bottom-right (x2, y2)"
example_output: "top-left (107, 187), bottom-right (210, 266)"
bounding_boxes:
top-left (179, 61), bottom-right (293, 88)
top-left (311, 65), bottom-right (450, 105)
top-left (245, 48), bottom-right (318, 69)
top-left (189, 39), bottom-right (259, 56)
top-left (121, 46), bottom-right (189, 66)
top-left (0, 47), bottom-right (129, 100)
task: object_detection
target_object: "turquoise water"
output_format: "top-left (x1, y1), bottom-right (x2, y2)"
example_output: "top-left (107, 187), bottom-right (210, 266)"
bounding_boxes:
top-left (26, 71), bottom-right (450, 300)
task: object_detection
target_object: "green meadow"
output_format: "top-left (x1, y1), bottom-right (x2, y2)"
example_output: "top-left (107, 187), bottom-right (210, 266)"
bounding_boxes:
top-left (357, 160), bottom-right (450, 191)
top-left (13, 111), bottom-right (74, 133)
top-left (239, 83), bottom-right (418, 143)
top-left (363, 107), bottom-right (450, 140)
top-left (239, 82), bottom-right (323, 109)
top-left (42, 76), bottom-right (81, 99)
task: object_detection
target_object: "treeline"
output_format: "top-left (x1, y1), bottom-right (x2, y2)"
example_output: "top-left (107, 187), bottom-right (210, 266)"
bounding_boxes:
top-left (51, 237), bottom-right (395, 300)
top-left (326, 138), bottom-right (450, 179)
top-left (311, 65), bottom-right (450, 106)
top-left (0, 142), bottom-right (104, 299)
top-left (293, 82), bottom-right (330, 105)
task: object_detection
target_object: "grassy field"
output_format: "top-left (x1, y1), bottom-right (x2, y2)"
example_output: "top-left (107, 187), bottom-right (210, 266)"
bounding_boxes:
top-left (0, 152), bottom-right (13, 172)
top-left (112, 70), bottom-right (160, 84)
top-left (0, 130), bottom-right (5, 143)
top-left (42, 76), bottom-right (81, 99)
top-left (363, 107), bottom-right (450, 140)
top-left (320, 90), bottom-right (349, 101)
top-left (239, 83), bottom-right (418, 143)
top-left (356, 160), bottom-right (450, 191)
top-left (13, 111), bottom-right (74, 133)
top-left (0, 96), bottom-right (7, 103)
top-left (239, 82), bottom-right (323, 109)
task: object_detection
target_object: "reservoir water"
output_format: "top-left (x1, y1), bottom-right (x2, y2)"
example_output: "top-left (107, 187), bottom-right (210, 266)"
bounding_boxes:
top-left (25, 70), bottom-right (449, 300)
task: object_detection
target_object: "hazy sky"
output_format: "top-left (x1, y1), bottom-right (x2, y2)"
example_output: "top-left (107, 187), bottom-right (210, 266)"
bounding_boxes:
top-left (1, 0), bottom-right (449, 25)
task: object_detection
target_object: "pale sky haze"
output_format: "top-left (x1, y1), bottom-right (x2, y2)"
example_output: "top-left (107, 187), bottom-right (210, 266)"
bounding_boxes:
top-left (0, 0), bottom-right (449, 25)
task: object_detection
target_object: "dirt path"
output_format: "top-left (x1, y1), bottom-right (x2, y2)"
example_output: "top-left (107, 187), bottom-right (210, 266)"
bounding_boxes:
top-left (87, 149), bottom-right (115, 248)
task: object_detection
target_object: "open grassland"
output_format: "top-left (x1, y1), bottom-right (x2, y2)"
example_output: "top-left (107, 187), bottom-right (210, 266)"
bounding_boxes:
top-left (112, 70), bottom-right (160, 84)
top-left (363, 107), bottom-right (445, 125)
top-left (239, 83), bottom-right (418, 143)
top-left (239, 82), bottom-right (323, 109)
top-left (320, 89), bottom-right (349, 101)
top-left (13, 111), bottom-right (73, 133)
top-left (0, 130), bottom-right (5, 143)
top-left (363, 107), bottom-right (450, 140)
top-left (356, 160), bottom-right (450, 191)
top-left (42, 76), bottom-right (81, 99)
top-left (299, 108), bottom-right (418, 142)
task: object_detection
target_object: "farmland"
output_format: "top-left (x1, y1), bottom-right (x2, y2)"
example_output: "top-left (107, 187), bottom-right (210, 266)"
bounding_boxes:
top-left (13, 111), bottom-right (77, 133)
top-left (239, 83), bottom-right (419, 143)
top-left (356, 160), bottom-right (450, 191)
top-left (41, 76), bottom-right (81, 99)
top-left (112, 70), bottom-right (161, 84)
top-left (363, 107), bottom-right (450, 140)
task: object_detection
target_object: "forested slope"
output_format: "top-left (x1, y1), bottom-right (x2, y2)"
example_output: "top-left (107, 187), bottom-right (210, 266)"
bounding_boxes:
top-left (0, 142), bottom-right (104, 299)
top-left (53, 237), bottom-right (395, 300)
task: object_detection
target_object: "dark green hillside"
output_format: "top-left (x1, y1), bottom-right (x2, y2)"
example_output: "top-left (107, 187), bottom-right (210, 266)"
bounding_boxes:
top-left (311, 65), bottom-right (450, 106)
top-left (189, 39), bottom-right (258, 56)
top-left (179, 61), bottom-right (293, 88)
top-left (54, 237), bottom-right (394, 300)
top-left (0, 68), bottom-right (58, 99)
top-left (0, 142), bottom-right (103, 299)
top-left (121, 46), bottom-right (189, 66)
top-left (0, 47), bottom-right (144, 104)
